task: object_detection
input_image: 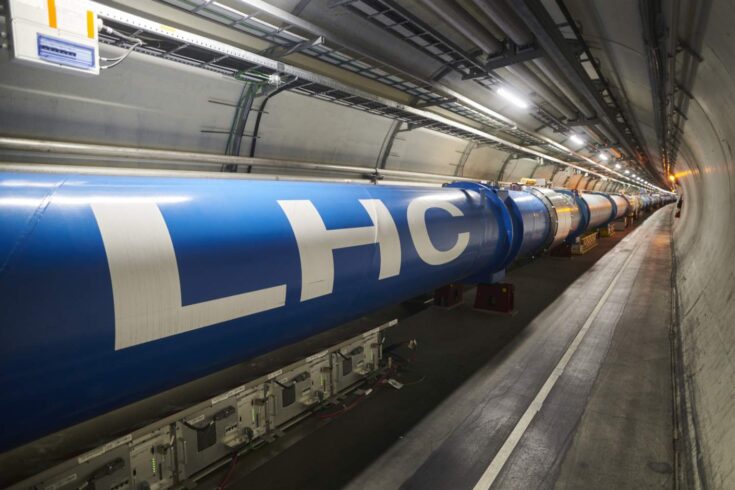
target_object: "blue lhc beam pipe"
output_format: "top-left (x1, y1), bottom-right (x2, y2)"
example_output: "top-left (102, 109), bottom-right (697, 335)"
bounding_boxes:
top-left (502, 190), bottom-right (550, 261)
top-left (0, 171), bottom-right (673, 452)
top-left (0, 172), bottom-right (519, 451)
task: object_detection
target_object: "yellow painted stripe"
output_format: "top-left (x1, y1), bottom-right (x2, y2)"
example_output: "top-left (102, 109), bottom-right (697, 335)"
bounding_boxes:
top-left (86, 10), bottom-right (95, 38)
top-left (47, 0), bottom-right (57, 28)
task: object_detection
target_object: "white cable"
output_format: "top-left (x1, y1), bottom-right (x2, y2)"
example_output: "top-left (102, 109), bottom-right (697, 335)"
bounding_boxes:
top-left (98, 24), bottom-right (143, 70)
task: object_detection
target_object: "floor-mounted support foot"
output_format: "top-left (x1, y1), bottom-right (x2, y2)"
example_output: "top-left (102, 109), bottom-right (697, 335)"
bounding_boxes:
top-left (434, 283), bottom-right (464, 308)
top-left (474, 283), bottom-right (515, 313)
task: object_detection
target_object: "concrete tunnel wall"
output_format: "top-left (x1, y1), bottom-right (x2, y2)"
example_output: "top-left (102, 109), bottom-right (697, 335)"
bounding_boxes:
top-left (0, 49), bottom-right (496, 178)
top-left (0, 48), bottom-right (612, 188)
top-left (671, 0), bottom-right (735, 487)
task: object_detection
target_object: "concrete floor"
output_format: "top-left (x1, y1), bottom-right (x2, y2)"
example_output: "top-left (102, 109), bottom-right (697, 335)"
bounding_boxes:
top-left (200, 207), bottom-right (675, 490)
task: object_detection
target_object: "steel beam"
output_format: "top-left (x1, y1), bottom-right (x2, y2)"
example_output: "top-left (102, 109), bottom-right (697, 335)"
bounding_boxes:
top-left (510, 0), bottom-right (638, 161)
top-left (479, 46), bottom-right (543, 74)
top-left (640, 0), bottom-right (669, 177)
top-left (91, 1), bottom-right (662, 192)
top-left (0, 137), bottom-right (480, 184)
top-left (217, 0), bottom-right (517, 128)
top-left (376, 120), bottom-right (404, 170)
top-left (454, 140), bottom-right (478, 177)
top-left (497, 153), bottom-right (516, 182)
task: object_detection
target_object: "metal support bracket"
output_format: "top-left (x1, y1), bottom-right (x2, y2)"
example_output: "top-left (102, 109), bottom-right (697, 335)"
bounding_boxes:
top-left (485, 46), bottom-right (543, 72)
top-left (677, 41), bottom-right (704, 62)
top-left (567, 117), bottom-right (601, 128)
top-left (675, 83), bottom-right (695, 100)
top-left (415, 97), bottom-right (457, 109)
top-left (261, 36), bottom-right (325, 59)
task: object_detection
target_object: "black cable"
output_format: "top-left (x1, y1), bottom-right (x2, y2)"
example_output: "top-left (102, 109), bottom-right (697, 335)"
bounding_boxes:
top-left (247, 80), bottom-right (298, 161)
top-left (182, 406), bottom-right (234, 431)
top-left (272, 379), bottom-right (291, 390)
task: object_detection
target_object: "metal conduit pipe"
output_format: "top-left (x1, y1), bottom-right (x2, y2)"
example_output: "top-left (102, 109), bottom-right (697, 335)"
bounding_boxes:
top-left (594, 123), bottom-right (617, 145)
top-left (0, 163), bottom-right (446, 188)
top-left (0, 137), bottom-right (480, 184)
top-left (534, 58), bottom-right (595, 118)
top-left (415, 0), bottom-right (503, 54)
top-left (416, 0), bottom-right (577, 120)
top-left (470, 0), bottom-right (624, 152)
top-left (508, 0), bottom-right (640, 162)
top-left (471, 0), bottom-right (596, 119)
top-left (504, 64), bottom-right (578, 119)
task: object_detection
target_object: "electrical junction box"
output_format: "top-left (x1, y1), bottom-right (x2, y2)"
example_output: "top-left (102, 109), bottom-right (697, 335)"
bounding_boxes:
top-left (8, 0), bottom-right (99, 75)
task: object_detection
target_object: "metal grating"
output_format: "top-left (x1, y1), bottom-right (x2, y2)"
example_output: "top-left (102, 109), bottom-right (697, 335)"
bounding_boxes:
top-left (289, 83), bottom-right (517, 150)
top-left (157, 0), bottom-right (542, 145)
top-left (93, 2), bottom-right (634, 183)
top-left (158, 0), bottom-right (516, 130)
top-left (338, 0), bottom-right (573, 148)
top-left (99, 22), bottom-right (265, 79)
top-left (96, 15), bottom-right (517, 152)
top-left (341, 0), bottom-right (496, 82)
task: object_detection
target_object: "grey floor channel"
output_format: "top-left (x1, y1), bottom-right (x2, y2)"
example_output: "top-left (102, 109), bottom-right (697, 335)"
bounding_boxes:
top-left (203, 207), bottom-right (675, 490)
top-left (348, 208), bottom-right (674, 490)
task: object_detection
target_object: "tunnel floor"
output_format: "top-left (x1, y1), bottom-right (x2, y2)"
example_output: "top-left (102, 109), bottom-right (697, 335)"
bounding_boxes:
top-left (199, 207), bottom-right (675, 490)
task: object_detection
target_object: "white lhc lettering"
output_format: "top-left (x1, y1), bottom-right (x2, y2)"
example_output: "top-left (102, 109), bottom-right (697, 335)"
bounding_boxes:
top-left (92, 197), bottom-right (469, 349)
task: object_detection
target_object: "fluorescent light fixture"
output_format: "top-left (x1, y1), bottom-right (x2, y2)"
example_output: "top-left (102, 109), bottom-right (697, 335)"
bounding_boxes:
top-left (497, 87), bottom-right (529, 109)
top-left (599, 152), bottom-right (609, 161)
top-left (615, 163), bottom-right (622, 169)
top-left (569, 134), bottom-right (585, 145)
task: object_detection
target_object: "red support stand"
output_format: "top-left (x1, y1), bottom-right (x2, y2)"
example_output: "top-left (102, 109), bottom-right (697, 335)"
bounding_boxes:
top-left (474, 283), bottom-right (515, 313)
top-left (434, 283), bottom-right (464, 308)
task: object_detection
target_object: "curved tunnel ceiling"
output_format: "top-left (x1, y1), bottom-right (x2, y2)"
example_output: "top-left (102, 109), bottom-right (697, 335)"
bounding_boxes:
top-left (76, 0), bottom-right (668, 192)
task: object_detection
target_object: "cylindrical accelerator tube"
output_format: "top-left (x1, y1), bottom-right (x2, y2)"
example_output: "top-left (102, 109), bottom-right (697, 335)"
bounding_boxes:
top-left (622, 194), bottom-right (640, 217)
top-left (1, 171), bottom-right (522, 451)
top-left (609, 194), bottom-right (628, 220)
top-left (502, 189), bottom-right (551, 262)
top-left (641, 195), bottom-right (652, 211)
top-left (580, 192), bottom-right (614, 231)
top-left (554, 189), bottom-right (588, 241)
top-left (523, 187), bottom-right (581, 250)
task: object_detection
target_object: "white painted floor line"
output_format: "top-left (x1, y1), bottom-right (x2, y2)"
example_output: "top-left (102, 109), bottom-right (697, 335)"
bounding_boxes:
top-left (472, 226), bottom-right (651, 490)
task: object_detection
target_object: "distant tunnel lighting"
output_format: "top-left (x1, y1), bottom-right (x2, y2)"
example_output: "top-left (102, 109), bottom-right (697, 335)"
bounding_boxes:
top-left (669, 175), bottom-right (676, 182)
top-left (497, 87), bottom-right (529, 109)
top-left (624, 170), bottom-right (630, 174)
top-left (599, 152), bottom-right (609, 161)
top-left (615, 163), bottom-right (622, 169)
top-left (569, 134), bottom-right (585, 145)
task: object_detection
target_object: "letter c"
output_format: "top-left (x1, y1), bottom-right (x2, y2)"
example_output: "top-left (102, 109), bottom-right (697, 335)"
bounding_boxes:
top-left (407, 198), bottom-right (470, 266)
